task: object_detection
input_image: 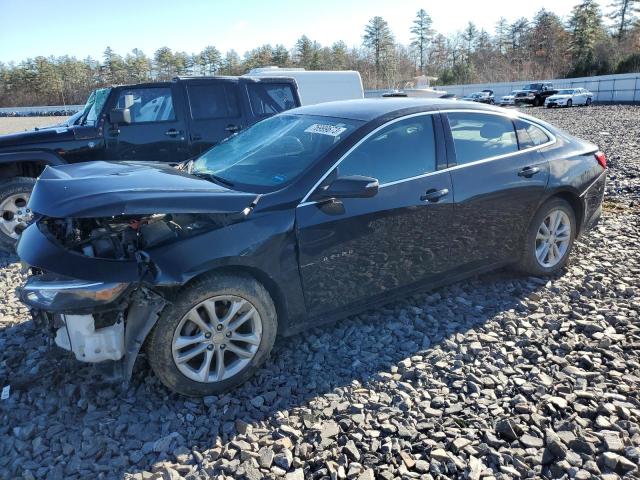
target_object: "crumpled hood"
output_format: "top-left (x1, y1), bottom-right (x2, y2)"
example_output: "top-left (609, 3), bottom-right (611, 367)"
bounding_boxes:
top-left (28, 161), bottom-right (259, 218)
top-left (0, 125), bottom-right (75, 149)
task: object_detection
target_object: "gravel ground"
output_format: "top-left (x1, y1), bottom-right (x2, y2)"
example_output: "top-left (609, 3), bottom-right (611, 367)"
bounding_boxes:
top-left (0, 116), bottom-right (69, 135)
top-left (0, 105), bottom-right (638, 480)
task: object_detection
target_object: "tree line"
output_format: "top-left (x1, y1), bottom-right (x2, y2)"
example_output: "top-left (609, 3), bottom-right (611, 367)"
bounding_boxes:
top-left (0, 0), bottom-right (638, 107)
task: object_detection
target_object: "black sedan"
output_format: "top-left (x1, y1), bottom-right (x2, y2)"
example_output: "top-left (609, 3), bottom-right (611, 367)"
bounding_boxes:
top-left (17, 99), bottom-right (606, 396)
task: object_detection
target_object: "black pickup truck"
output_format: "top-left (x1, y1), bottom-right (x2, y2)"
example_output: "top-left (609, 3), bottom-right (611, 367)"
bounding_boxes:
top-left (513, 82), bottom-right (557, 107)
top-left (0, 76), bottom-right (300, 249)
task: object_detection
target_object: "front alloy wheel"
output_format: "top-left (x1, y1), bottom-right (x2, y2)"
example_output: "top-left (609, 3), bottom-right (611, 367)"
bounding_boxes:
top-left (147, 273), bottom-right (277, 396)
top-left (171, 295), bottom-right (262, 383)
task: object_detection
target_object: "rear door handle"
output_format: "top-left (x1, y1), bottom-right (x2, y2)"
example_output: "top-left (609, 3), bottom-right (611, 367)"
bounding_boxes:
top-left (518, 166), bottom-right (541, 178)
top-left (421, 188), bottom-right (449, 202)
top-left (165, 129), bottom-right (182, 137)
top-left (225, 124), bottom-right (241, 133)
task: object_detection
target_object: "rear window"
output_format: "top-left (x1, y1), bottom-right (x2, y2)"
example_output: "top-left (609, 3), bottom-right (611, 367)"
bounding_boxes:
top-left (247, 83), bottom-right (296, 117)
top-left (515, 120), bottom-right (551, 149)
top-left (447, 112), bottom-right (518, 164)
top-left (187, 83), bottom-right (240, 120)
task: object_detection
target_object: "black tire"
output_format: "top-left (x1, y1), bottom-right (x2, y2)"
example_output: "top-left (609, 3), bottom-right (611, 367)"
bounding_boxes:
top-left (147, 272), bottom-right (277, 397)
top-left (533, 96), bottom-right (542, 107)
top-left (567, 99), bottom-right (573, 108)
top-left (516, 198), bottom-right (576, 276)
top-left (0, 177), bottom-right (36, 252)
top-left (586, 98), bottom-right (592, 106)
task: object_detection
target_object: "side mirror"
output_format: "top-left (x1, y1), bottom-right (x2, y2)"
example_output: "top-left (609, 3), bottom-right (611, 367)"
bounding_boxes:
top-left (109, 108), bottom-right (131, 125)
top-left (313, 175), bottom-right (379, 200)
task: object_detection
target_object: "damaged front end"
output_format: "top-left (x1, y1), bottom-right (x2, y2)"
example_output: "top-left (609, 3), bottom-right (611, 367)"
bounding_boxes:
top-left (16, 161), bottom-right (263, 383)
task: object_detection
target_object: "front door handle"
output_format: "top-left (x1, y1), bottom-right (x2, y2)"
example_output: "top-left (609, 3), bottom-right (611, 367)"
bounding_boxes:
top-left (225, 124), bottom-right (241, 133)
top-left (421, 188), bottom-right (449, 202)
top-left (518, 166), bottom-right (541, 178)
top-left (165, 129), bottom-right (182, 137)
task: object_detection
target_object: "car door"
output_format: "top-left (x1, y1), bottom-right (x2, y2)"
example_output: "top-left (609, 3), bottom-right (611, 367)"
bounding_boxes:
top-left (295, 113), bottom-right (454, 318)
top-left (183, 79), bottom-right (246, 156)
top-left (103, 84), bottom-right (190, 162)
top-left (443, 111), bottom-right (550, 269)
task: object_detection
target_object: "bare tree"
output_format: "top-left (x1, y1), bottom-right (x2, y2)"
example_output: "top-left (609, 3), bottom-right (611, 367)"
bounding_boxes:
top-left (410, 9), bottom-right (433, 74)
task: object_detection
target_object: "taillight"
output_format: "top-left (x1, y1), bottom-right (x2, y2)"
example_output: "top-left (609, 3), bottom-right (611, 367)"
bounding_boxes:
top-left (595, 151), bottom-right (607, 169)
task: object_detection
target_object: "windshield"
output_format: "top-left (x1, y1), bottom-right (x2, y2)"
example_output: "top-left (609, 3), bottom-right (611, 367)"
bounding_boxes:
top-left (79, 88), bottom-right (111, 125)
top-left (556, 89), bottom-right (575, 95)
top-left (192, 114), bottom-right (362, 191)
top-left (522, 84), bottom-right (542, 90)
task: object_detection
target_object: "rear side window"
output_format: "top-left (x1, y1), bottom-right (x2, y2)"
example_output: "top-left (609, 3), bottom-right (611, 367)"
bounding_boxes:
top-left (338, 115), bottom-right (436, 184)
top-left (515, 120), bottom-right (550, 149)
top-left (187, 83), bottom-right (240, 120)
top-left (446, 112), bottom-right (518, 164)
top-left (247, 83), bottom-right (296, 117)
top-left (115, 87), bottom-right (175, 123)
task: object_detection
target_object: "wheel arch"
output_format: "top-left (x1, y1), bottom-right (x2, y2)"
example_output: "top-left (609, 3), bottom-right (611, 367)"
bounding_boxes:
top-left (182, 264), bottom-right (291, 334)
top-left (0, 151), bottom-right (67, 180)
top-left (543, 190), bottom-right (585, 235)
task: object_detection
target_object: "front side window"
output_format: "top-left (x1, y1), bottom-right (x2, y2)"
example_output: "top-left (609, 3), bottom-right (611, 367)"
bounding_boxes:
top-left (515, 120), bottom-right (550, 149)
top-left (338, 115), bottom-right (436, 184)
top-left (187, 83), bottom-right (240, 120)
top-left (115, 87), bottom-right (175, 123)
top-left (192, 114), bottom-right (361, 191)
top-left (447, 112), bottom-right (518, 165)
top-left (247, 83), bottom-right (296, 117)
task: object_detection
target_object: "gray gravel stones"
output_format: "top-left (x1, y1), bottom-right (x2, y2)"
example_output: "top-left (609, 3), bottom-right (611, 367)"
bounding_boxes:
top-left (1, 105), bottom-right (639, 479)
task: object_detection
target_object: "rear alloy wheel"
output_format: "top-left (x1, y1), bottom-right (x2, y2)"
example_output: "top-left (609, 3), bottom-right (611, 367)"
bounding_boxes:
top-left (516, 198), bottom-right (576, 276)
top-left (147, 273), bottom-right (277, 396)
top-left (567, 99), bottom-right (573, 108)
top-left (586, 98), bottom-right (592, 106)
top-left (0, 177), bottom-right (36, 252)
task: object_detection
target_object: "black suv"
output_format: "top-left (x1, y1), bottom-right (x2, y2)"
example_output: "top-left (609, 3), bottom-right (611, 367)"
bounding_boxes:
top-left (513, 82), bottom-right (556, 107)
top-left (0, 76), bottom-right (300, 249)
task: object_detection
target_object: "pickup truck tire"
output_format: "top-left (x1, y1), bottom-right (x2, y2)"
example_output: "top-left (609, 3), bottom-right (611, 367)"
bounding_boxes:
top-left (0, 177), bottom-right (36, 252)
top-left (147, 272), bottom-right (277, 397)
top-left (533, 96), bottom-right (542, 107)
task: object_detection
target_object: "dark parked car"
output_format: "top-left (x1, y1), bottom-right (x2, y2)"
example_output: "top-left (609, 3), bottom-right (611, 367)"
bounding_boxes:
top-left (0, 76), bottom-right (301, 250)
top-left (17, 99), bottom-right (606, 396)
top-left (514, 82), bottom-right (557, 107)
top-left (461, 90), bottom-right (495, 104)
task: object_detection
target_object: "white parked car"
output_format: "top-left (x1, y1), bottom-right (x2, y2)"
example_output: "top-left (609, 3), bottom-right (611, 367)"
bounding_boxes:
top-left (499, 90), bottom-right (519, 106)
top-left (545, 88), bottom-right (593, 108)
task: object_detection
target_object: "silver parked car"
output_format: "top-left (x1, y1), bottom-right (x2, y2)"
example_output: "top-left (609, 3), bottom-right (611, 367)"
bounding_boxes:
top-left (545, 88), bottom-right (593, 108)
top-left (500, 90), bottom-right (519, 106)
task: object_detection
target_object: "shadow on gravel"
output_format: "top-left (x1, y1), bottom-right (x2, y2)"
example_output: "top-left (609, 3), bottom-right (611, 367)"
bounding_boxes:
top-left (0, 254), bottom-right (548, 478)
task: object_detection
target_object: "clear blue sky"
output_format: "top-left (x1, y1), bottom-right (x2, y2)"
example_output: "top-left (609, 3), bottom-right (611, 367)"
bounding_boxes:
top-left (0, 0), bottom-right (582, 64)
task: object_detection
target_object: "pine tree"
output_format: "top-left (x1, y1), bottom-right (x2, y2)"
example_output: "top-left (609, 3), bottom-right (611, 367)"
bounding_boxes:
top-left (568, 0), bottom-right (607, 74)
top-left (410, 9), bottom-right (433, 74)
top-left (363, 16), bottom-right (395, 87)
top-left (608, 0), bottom-right (639, 41)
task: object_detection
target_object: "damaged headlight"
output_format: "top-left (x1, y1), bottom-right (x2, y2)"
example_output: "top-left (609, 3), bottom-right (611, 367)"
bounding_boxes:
top-left (19, 274), bottom-right (129, 311)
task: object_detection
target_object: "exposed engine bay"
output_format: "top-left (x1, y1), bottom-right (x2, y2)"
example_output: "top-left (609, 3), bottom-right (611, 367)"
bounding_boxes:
top-left (39, 213), bottom-right (236, 260)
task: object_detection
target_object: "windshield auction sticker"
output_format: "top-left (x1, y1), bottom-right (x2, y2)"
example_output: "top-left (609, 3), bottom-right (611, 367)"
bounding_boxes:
top-left (304, 124), bottom-right (347, 137)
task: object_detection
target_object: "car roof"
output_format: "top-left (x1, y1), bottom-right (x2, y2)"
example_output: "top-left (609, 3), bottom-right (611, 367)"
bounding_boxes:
top-left (287, 98), bottom-right (501, 122)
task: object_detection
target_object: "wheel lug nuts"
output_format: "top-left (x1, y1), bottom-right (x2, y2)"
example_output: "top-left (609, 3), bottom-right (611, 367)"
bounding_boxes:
top-left (220, 344), bottom-right (226, 350)
top-left (207, 344), bottom-right (214, 350)
top-left (204, 332), bottom-right (211, 339)
top-left (216, 324), bottom-right (223, 331)
top-left (226, 332), bottom-right (232, 337)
